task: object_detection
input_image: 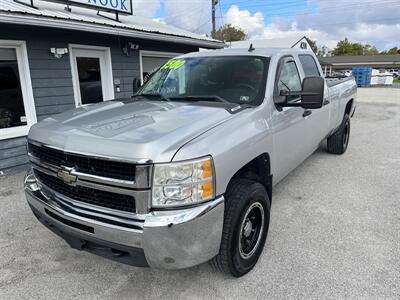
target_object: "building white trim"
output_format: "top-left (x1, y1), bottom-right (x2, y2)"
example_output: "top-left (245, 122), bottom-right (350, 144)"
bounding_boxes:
top-left (0, 14), bottom-right (224, 49)
top-left (69, 44), bottom-right (115, 107)
top-left (0, 39), bottom-right (36, 140)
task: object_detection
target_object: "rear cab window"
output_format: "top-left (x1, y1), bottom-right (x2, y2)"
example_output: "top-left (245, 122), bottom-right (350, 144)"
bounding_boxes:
top-left (298, 54), bottom-right (320, 77)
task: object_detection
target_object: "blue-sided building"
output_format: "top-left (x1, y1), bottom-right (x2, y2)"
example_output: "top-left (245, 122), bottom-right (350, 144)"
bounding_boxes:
top-left (0, 0), bottom-right (224, 172)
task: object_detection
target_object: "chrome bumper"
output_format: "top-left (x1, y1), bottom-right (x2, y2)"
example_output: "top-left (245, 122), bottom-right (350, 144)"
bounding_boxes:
top-left (24, 172), bottom-right (224, 269)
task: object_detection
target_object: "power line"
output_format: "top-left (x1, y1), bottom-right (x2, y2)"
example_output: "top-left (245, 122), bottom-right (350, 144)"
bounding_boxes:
top-left (220, 0), bottom-right (397, 9)
top-left (299, 16), bottom-right (400, 27)
top-left (217, 15), bottom-right (400, 28)
top-left (216, 1), bottom-right (400, 20)
top-left (219, 0), bottom-right (399, 16)
top-left (193, 17), bottom-right (213, 33)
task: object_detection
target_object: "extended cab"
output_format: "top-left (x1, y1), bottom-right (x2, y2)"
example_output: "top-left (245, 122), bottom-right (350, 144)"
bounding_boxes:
top-left (24, 48), bottom-right (356, 277)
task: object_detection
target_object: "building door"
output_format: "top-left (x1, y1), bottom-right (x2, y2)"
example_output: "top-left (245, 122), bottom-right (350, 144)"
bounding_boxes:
top-left (70, 45), bottom-right (114, 106)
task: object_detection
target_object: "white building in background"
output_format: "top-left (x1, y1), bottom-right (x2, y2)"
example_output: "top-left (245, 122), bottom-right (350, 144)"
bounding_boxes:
top-left (228, 36), bottom-right (312, 51)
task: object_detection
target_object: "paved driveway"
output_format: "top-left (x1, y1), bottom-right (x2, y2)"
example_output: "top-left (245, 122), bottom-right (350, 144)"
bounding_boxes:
top-left (1, 90), bottom-right (399, 299)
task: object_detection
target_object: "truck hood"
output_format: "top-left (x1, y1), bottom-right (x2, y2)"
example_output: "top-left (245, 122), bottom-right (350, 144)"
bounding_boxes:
top-left (29, 99), bottom-right (233, 163)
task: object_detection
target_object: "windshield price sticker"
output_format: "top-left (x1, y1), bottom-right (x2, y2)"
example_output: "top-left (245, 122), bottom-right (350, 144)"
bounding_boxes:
top-left (161, 60), bottom-right (186, 70)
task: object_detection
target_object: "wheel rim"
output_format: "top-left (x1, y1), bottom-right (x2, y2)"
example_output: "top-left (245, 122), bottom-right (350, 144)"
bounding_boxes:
top-left (239, 202), bottom-right (264, 259)
top-left (343, 120), bottom-right (350, 148)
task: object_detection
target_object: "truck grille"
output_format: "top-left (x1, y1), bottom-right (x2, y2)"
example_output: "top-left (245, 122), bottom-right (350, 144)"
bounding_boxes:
top-left (34, 170), bottom-right (136, 213)
top-left (28, 142), bottom-right (136, 181)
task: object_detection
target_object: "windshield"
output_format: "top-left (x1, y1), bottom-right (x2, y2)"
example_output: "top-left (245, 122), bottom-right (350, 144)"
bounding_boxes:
top-left (137, 56), bottom-right (269, 106)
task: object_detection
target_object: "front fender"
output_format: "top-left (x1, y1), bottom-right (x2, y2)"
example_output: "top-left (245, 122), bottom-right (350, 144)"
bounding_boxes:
top-left (173, 108), bottom-right (274, 196)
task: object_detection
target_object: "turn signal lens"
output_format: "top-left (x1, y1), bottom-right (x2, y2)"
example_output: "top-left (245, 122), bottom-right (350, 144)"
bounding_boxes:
top-left (201, 181), bottom-right (214, 200)
top-left (202, 160), bottom-right (213, 179)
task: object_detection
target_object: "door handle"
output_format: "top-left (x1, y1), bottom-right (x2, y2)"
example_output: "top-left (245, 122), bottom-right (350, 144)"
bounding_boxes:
top-left (303, 110), bottom-right (312, 118)
top-left (323, 99), bottom-right (330, 106)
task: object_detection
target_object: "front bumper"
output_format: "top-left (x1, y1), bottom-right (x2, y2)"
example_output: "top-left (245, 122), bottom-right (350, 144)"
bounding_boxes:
top-left (24, 172), bottom-right (224, 269)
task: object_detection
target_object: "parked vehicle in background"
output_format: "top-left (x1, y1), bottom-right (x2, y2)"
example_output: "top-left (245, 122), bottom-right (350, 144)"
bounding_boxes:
top-left (24, 48), bottom-right (356, 277)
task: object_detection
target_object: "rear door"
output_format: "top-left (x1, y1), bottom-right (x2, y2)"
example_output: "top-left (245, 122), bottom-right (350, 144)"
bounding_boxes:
top-left (271, 56), bottom-right (310, 182)
top-left (298, 54), bottom-right (331, 150)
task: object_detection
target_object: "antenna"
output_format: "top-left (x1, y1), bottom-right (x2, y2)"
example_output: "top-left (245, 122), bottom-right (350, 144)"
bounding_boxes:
top-left (248, 43), bottom-right (255, 52)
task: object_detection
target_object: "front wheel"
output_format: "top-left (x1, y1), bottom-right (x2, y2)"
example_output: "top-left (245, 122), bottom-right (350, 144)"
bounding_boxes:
top-left (327, 114), bottom-right (351, 154)
top-left (210, 179), bottom-right (270, 277)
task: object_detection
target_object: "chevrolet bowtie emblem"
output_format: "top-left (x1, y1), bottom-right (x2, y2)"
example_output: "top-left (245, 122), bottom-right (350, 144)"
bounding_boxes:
top-left (57, 166), bottom-right (77, 184)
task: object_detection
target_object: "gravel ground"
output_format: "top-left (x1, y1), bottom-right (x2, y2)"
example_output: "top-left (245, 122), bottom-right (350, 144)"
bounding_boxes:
top-left (1, 90), bottom-right (399, 299)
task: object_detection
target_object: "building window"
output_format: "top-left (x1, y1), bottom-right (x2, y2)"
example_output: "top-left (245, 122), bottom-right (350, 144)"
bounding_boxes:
top-left (0, 40), bottom-right (36, 140)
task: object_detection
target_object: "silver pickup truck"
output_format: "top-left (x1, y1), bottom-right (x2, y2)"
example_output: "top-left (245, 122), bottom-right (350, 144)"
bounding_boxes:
top-left (24, 48), bottom-right (356, 277)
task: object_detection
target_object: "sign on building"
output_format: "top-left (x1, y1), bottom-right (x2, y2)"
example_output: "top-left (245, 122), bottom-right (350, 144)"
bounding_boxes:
top-left (43, 0), bottom-right (133, 15)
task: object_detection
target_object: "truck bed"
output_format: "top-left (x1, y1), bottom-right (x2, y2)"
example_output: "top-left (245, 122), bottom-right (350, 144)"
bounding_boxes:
top-left (325, 76), bottom-right (355, 87)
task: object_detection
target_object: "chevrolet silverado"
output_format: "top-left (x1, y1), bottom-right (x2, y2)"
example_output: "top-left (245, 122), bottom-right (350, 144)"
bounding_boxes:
top-left (24, 47), bottom-right (356, 277)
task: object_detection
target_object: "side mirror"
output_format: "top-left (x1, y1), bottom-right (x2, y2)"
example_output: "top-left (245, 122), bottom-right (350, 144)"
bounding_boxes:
top-left (279, 76), bottom-right (324, 109)
top-left (301, 76), bottom-right (324, 109)
top-left (132, 78), bottom-right (141, 93)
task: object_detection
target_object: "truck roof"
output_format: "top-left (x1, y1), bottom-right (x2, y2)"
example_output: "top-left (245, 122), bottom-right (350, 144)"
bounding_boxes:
top-left (178, 47), bottom-right (315, 59)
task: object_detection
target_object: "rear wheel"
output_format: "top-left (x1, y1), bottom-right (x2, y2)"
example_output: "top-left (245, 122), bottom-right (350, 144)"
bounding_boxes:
top-left (327, 114), bottom-right (350, 154)
top-left (210, 179), bottom-right (270, 277)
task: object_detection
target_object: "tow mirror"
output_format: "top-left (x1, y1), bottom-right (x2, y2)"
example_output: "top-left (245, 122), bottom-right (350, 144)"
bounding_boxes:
top-left (279, 76), bottom-right (324, 109)
top-left (301, 76), bottom-right (324, 109)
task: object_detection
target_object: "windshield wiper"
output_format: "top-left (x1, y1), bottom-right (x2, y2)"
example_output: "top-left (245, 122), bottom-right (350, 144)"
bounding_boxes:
top-left (169, 95), bottom-right (230, 104)
top-left (133, 93), bottom-right (171, 102)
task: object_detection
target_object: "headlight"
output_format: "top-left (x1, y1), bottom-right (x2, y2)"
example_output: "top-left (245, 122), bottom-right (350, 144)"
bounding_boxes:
top-left (152, 156), bottom-right (215, 208)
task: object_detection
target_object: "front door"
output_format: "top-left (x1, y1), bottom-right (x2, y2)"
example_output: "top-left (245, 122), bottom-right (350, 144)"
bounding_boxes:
top-left (70, 46), bottom-right (114, 106)
top-left (271, 56), bottom-right (310, 183)
top-left (297, 54), bottom-right (330, 150)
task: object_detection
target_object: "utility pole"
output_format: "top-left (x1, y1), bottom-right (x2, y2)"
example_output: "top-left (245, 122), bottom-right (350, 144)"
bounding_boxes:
top-left (211, 0), bottom-right (219, 38)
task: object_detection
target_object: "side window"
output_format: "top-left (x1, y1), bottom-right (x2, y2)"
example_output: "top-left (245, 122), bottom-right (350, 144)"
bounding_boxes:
top-left (276, 59), bottom-right (302, 102)
top-left (298, 55), bottom-right (320, 76)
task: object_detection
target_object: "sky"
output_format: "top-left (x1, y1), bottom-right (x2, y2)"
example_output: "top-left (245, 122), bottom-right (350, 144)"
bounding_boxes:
top-left (131, 0), bottom-right (400, 51)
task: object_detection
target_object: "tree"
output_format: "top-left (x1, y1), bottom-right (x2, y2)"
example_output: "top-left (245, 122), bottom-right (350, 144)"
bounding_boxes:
top-left (213, 24), bottom-right (246, 42)
top-left (304, 37), bottom-right (318, 54)
top-left (331, 38), bottom-right (379, 56)
top-left (363, 44), bottom-right (379, 55)
top-left (304, 37), bottom-right (328, 56)
top-left (331, 38), bottom-right (361, 56)
top-left (380, 47), bottom-right (400, 55)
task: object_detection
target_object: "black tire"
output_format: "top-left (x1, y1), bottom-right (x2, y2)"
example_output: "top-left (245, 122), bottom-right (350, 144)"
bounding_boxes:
top-left (210, 179), bottom-right (270, 277)
top-left (327, 114), bottom-right (351, 155)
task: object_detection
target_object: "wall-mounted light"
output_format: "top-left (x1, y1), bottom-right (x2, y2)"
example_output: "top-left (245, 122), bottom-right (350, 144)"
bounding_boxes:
top-left (122, 42), bottom-right (139, 56)
top-left (50, 48), bottom-right (68, 58)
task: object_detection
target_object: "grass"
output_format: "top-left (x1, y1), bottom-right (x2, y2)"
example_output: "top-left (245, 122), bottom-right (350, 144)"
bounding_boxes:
top-left (394, 79), bottom-right (400, 83)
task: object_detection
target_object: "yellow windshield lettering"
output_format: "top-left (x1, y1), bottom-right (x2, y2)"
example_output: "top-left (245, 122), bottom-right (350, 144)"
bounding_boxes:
top-left (161, 59), bottom-right (186, 70)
